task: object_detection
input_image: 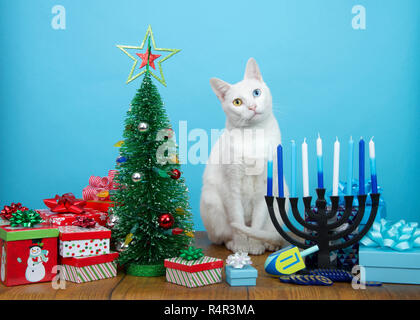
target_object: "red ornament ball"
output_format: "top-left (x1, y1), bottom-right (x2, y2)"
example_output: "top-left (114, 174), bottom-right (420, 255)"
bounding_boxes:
top-left (172, 227), bottom-right (184, 235)
top-left (158, 213), bottom-right (175, 229)
top-left (169, 169), bottom-right (181, 180)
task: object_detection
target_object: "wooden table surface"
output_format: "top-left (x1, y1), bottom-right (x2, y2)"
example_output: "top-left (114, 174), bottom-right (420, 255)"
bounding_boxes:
top-left (0, 231), bottom-right (419, 300)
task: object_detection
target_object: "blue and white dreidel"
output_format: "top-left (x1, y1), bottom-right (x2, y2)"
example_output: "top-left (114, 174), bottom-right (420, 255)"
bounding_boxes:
top-left (264, 245), bottom-right (319, 276)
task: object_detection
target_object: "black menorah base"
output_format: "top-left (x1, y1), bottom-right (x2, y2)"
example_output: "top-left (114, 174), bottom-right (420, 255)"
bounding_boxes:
top-left (265, 188), bottom-right (380, 269)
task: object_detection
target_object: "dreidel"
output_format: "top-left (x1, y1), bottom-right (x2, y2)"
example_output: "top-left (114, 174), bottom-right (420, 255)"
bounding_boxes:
top-left (264, 245), bottom-right (319, 276)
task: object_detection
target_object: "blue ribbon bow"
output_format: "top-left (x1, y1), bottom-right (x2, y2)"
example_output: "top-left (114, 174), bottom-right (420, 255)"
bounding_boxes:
top-left (361, 219), bottom-right (420, 251)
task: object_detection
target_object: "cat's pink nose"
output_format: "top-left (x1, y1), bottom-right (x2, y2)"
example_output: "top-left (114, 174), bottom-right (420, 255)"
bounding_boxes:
top-left (248, 105), bottom-right (257, 111)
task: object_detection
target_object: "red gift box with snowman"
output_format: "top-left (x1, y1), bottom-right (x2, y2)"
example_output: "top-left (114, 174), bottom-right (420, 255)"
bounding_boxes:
top-left (0, 225), bottom-right (59, 286)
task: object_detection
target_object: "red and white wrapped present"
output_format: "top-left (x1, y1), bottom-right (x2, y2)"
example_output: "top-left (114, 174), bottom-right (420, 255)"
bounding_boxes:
top-left (82, 171), bottom-right (118, 213)
top-left (84, 200), bottom-right (114, 213)
top-left (36, 208), bottom-right (108, 227)
top-left (60, 251), bottom-right (119, 283)
top-left (58, 225), bottom-right (111, 258)
top-left (164, 256), bottom-right (224, 288)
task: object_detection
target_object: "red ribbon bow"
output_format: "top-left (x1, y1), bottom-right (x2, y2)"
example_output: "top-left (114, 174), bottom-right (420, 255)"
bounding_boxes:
top-left (72, 216), bottom-right (96, 228)
top-left (82, 170), bottom-right (118, 201)
top-left (43, 193), bottom-right (86, 214)
top-left (1, 203), bottom-right (28, 220)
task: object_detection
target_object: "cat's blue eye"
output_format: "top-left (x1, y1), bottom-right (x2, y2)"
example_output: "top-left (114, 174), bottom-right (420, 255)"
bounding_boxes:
top-left (253, 89), bottom-right (261, 97)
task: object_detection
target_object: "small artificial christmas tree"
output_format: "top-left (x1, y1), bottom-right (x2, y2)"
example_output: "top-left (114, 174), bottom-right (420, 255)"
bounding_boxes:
top-left (111, 26), bottom-right (193, 276)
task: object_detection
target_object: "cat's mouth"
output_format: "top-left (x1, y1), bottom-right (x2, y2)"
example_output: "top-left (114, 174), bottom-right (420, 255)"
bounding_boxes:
top-left (248, 111), bottom-right (262, 120)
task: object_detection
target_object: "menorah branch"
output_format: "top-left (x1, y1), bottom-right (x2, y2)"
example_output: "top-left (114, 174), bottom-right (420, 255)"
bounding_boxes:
top-left (326, 195), bottom-right (340, 219)
top-left (326, 195), bottom-right (356, 230)
top-left (329, 193), bottom-right (380, 251)
top-left (289, 198), bottom-right (320, 231)
top-left (328, 195), bottom-right (368, 241)
top-left (276, 197), bottom-right (317, 242)
top-left (265, 196), bottom-right (311, 249)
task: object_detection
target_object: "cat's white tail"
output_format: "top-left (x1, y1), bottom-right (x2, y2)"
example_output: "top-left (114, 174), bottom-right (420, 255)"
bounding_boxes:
top-left (230, 223), bottom-right (284, 246)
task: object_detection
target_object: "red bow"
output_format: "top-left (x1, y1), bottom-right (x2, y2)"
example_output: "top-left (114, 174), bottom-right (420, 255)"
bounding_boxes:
top-left (43, 193), bottom-right (86, 214)
top-left (1, 203), bottom-right (28, 220)
top-left (82, 170), bottom-right (118, 201)
top-left (72, 216), bottom-right (96, 228)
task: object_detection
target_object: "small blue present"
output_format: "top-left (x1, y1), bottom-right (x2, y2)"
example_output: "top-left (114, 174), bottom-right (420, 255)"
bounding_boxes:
top-left (359, 219), bottom-right (420, 284)
top-left (225, 252), bottom-right (258, 286)
top-left (226, 265), bottom-right (258, 286)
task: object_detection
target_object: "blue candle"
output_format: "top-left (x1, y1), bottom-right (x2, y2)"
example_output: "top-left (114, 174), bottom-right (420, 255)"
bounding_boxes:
top-left (359, 137), bottom-right (365, 195)
top-left (277, 144), bottom-right (284, 197)
top-left (316, 133), bottom-right (324, 189)
top-left (369, 137), bottom-right (378, 193)
top-left (291, 140), bottom-right (296, 197)
top-left (267, 144), bottom-right (273, 196)
top-left (346, 136), bottom-right (354, 195)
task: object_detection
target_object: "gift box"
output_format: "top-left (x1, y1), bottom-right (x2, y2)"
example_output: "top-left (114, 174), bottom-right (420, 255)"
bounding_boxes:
top-left (0, 218), bottom-right (9, 226)
top-left (358, 219), bottom-right (420, 284)
top-left (82, 171), bottom-right (117, 213)
top-left (359, 247), bottom-right (420, 284)
top-left (60, 251), bottom-right (119, 283)
top-left (84, 200), bottom-right (114, 213)
top-left (226, 265), bottom-right (257, 286)
top-left (37, 208), bottom-right (108, 227)
top-left (335, 207), bottom-right (359, 270)
top-left (0, 225), bottom-right (59, 286)
top-left (59, 225), bottom-right (111, 258)
top-left (164, 256), bottom-right (223, 288)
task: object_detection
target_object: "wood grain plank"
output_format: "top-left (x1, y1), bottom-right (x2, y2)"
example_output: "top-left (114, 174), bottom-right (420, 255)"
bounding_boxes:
top-left (110, 232), bottom-right (248, 300)
top-left (0, 272), bottom-right (124, 300)
top-left (0, 232), bottom-right (419, 300)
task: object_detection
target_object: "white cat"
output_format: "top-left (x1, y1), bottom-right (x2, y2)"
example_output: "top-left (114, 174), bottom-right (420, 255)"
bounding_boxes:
top-left (200, 58), bottom-right (289, 255)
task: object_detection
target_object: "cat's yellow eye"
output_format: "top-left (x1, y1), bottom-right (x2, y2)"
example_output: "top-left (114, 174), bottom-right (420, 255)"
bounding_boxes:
top-left (233, 98), bottom-right (243, 107)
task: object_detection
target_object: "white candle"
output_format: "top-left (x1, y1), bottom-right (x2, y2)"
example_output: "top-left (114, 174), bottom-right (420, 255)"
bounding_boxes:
top-left (332, 137), bottom-right (340, 196)
top-left (302, 138), bottom-right (309, 197)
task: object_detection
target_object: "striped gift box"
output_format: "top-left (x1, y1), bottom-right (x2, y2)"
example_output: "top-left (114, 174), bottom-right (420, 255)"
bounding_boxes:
top-left (164, 256), bottom-right (223, 288)
top-left (60, 252), bottom-right (118, 283)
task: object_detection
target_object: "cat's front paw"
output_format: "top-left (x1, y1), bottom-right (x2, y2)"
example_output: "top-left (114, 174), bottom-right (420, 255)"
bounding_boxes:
top-left (264, 242), bottom-right (280, 252)
top-left (248, 238), bottom-right (266, 255)
top-left (225, 239), bottom-right (249, 253)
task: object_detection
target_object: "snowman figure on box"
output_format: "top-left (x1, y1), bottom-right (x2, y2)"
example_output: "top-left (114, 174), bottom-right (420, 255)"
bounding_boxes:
top-left (25, 242), bottom-right (48, 282)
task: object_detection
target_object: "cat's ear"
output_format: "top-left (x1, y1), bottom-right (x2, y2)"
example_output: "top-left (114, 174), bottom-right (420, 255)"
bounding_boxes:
top-left (210, 78), bottom-right (231, 101)
top-left (244, 58), bottom-right (263, 81)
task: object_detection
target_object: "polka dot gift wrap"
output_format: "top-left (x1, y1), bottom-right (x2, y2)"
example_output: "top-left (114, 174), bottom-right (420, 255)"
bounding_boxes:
top-left (58, 225), bottom-right (111, 258)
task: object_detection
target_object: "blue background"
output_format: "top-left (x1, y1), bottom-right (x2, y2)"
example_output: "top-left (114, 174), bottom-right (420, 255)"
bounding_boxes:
top-left (1, 0), bottom-right (419, 230)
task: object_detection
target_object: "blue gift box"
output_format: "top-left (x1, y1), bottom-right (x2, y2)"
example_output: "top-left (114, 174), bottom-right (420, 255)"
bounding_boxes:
top-left (359, 246), bottom-right (420, 284)
top-left (225, 265), bottom-right (258, 286)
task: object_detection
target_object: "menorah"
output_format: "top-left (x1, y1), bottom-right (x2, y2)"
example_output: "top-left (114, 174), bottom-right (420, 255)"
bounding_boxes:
top-left (265, 188), bottom-right (380, 269)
